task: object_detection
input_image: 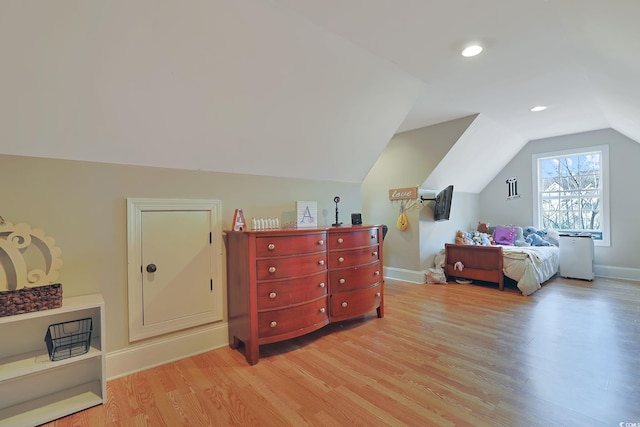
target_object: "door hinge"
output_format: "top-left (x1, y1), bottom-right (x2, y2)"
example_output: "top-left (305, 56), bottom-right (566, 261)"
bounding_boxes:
top-left (210, 279), bottom-right (213, 291)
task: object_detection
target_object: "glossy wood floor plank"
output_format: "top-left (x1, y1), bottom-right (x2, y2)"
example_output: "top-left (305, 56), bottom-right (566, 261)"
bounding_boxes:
top-left (42, 276), bottom-right (640, 427)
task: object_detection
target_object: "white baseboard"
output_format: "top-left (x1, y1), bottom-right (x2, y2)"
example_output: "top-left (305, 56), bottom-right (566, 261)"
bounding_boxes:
top-left (594, 264), bottom-right (640, 282)
top-left (106, 322), bottom-right (228, 380)
top-left (383, 266), bottom-right (426, 284)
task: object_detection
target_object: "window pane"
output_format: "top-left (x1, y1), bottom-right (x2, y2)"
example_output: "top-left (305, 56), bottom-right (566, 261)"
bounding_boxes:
top-left (537, 149), bottom-right (604, 237)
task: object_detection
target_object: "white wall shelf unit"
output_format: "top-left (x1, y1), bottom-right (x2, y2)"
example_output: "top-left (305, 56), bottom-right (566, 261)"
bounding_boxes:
top-left (0, 293), bottom-right (106, 427)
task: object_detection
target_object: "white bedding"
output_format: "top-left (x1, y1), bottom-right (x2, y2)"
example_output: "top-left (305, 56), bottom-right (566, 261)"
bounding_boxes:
top-left (500, 245), bottom-right (559, 296)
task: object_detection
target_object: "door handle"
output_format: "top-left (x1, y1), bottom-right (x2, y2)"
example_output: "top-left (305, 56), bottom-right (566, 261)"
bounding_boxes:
top-left (146, 264), bottom-right (157, 273)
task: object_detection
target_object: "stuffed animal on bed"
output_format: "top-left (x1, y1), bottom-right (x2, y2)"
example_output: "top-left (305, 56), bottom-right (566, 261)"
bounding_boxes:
top-left (455, 230), bottom-right (475, 245)
top-left (527, 233), bottom-right (550, 246)
top-left (477, 222), bottom-right (490, 234)
top-left (479, 233), bottom-right (492, 246)
top-left (523, 226), bottom-right (552, 246)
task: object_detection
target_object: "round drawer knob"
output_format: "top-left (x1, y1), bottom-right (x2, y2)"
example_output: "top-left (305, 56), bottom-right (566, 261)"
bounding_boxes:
top-left (372, 251), bottom-right (378, 257)
top-left (319, 307), bottom-right (326, 313)
top-left (341, 301), bottom-right (348, 308)
top-left (338, 257), bottom-right (345, 263)
top-left (318, 260), bottom-right (325, 265)
top-left (319, 282), bottom-right (326, 288)
top-left (270, 321), bottom-right (277, 328)
top-left (268, 266), bottom-right (276, 274)
top-left (337, 237), bottom-right (344, 244)
top-left (374, 270), bottom-right (380, 276)
top-left (268, 243), bottom-right (275, 251)
top-left (375, 292), bottom-right (381, 297)
top-left (371, 234), bottom-right (375, 239)
top-left (318, 239), bottom-right (324, 246)
top-left (339, 278), bottom-right (345, 284)
top-left (269, 292), bottom-right (277, 299)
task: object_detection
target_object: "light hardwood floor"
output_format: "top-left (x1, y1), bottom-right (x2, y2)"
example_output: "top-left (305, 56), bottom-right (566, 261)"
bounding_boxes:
top-left (43, 276), bottom-right (640, 426)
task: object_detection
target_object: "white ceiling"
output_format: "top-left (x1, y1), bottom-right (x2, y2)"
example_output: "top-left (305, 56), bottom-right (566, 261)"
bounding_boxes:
top-left (275, 0), bottom-right (640, 142)
top-left (2, 1), bottom-right (639, 186)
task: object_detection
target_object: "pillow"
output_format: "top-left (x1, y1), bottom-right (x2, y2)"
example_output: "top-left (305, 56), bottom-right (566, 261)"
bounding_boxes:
top-left (493, 226), bottom-right (518, 245)
top-left (545, 228), bottom-right (560, 246)
top-left (514, 226), bottom-right (524, 241)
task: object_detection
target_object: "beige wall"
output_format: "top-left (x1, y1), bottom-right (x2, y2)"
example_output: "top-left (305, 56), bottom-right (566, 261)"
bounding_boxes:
top-left (1, 154), bottom-right (361, 354)
top-left (362, 116), bottom-right (476, 275)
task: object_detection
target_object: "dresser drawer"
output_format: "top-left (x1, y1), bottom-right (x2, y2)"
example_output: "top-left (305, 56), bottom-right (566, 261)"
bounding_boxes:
top-left (258, 297), bottom-right (329, 339)
top-left (256, 253), bottom-right (327, 280)
top-left (257, 272), bottom-right (328, 309)
top-left (226, 226), bottom-right (383, 365)
top-left (330, 284), bottom-right (382, 320)
top-left (329, 261), bottom-right (382, 292)
top-left (328, 228), bottom-right (379, 250)
top-left (256, 233), bottom-right (326, 257)
top-left (328, 246), bottom-right (380, 269)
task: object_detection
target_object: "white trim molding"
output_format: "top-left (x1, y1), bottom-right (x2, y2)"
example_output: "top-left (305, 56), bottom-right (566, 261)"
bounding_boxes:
top-left (106, 321), bottom-right (229, 380)
top-left (594, 264), bottom-right (640, 282)
top-left (383, 266), bottom-right (426, 284)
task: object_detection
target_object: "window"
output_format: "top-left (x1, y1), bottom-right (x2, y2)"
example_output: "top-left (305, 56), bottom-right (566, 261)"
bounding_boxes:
top-left (532, 145), bottom-right (610, 246)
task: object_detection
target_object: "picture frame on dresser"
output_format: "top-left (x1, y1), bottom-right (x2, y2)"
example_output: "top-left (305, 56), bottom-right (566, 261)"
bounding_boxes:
top-left (296, 201), bottom-right (318, 228)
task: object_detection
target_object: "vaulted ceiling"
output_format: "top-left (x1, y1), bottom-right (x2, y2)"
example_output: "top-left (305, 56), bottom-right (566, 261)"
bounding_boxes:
top-left (2, 1), bottom-right (638, 185)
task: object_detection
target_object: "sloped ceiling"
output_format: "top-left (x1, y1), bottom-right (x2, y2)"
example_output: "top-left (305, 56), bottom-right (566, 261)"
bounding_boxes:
top-left (2, 1), bottom-right (639, 185)
top-left (277, 0), bottom-right (640, 142)
top-left (0, 1), bottom-right (421, 183)
top-left (422, 115), bottom-right (524, 194)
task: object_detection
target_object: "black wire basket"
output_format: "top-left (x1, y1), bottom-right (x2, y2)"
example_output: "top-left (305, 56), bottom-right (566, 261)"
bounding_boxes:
top-left (45, 317), bottom-right (93, 361)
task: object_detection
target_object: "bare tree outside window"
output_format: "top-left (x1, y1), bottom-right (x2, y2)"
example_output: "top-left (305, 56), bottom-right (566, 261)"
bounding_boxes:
top-left (534, 146), bottom-right (608, 243)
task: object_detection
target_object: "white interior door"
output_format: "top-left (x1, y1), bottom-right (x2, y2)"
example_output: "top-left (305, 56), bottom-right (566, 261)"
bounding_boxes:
top-left (141, 210), bottom-right (212, 326)
top-left (127, 199), bottom-right (223, 342)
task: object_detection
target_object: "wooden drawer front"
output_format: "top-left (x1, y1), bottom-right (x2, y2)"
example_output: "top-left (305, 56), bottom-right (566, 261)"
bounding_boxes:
top-left (258, 298), bottom-right (329, 338)
top-left (328, 229), bottom-right (378, 250)
top-left (331, 284), bottom-right (382, 319)
top-left (256, 253), bottom-right (327, 280)
top-left (257, 272), bottom-right (328, 310)
top-left (328, 246), bottom-right (380, 269)
top-left (329, 261), bottom-right (382, 292)
top-left (255, 234), bottom-right (326, 258)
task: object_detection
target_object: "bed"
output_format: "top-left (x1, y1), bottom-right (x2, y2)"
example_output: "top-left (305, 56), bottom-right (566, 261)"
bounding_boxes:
top-left (444, 243), bottom-right (559, 296)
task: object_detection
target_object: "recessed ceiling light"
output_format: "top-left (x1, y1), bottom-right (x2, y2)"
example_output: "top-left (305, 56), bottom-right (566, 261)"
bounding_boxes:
top-left (530, 105), bottom-right (548, 112)
top-left (461, 45), bottom-right (483, 57)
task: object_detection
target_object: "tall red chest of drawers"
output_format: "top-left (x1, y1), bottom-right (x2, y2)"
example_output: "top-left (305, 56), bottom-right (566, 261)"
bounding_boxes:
top-left (225, 225), bottom-right (384, 365)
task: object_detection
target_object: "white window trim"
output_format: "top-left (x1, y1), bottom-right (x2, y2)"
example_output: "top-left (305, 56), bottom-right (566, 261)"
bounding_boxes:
top-left (532, 145), bottom-right (610, 247)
